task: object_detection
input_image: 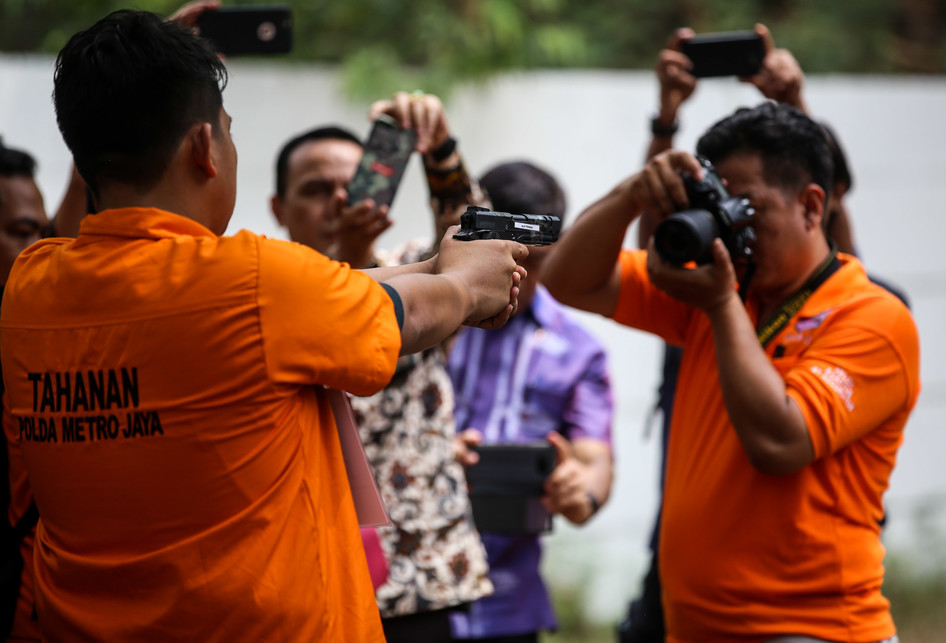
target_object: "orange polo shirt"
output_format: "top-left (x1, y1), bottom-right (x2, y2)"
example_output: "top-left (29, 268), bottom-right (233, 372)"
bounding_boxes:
top-left (1, 208), bottom-right (400, 642)
top-left (613, 250), bottom-right (920, 643)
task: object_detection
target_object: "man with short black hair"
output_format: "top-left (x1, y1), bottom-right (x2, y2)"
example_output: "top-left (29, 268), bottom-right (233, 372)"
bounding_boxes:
top-left (1, 10), bottom-right (526, 642)
top-left (270, 125), bottom-right (379, 258)
top-left (0, 141), bottom-right (48, 643)
top-left (0, 144), bottom-right (47, 288)
top-left (450, 160), bottom-right (614, 643)
top-left (544, 102), bottom-right (919, 643)
top-left (271, 93), bottom-right (498, 643)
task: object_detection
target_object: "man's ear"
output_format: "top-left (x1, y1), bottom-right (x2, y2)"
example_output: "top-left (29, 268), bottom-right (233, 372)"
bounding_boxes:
top-left (800, 183), bottom-right (825, 231)
top-left (270, 194), bottom-right (284, 225)
top-left (191, 122), bottom-right (218, 179)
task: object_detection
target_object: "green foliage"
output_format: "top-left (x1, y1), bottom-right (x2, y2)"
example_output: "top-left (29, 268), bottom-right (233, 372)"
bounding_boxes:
top-left (2, 0), bottom-right (944, 100)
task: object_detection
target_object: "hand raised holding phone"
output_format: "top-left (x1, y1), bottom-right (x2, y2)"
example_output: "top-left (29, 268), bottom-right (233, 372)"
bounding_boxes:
top-left (345, 114), bottom-right (416, 211)
top-left (741, 24), bottom-right (807, 112)
top-left (369, 91), bottom-right (453, 158)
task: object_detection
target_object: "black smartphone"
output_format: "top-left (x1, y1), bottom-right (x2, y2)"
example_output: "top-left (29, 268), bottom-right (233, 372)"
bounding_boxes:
top-left (196, 6), bottom-right (293, 56)
top-left (681, 30), bottom-right (765, 78)
top-left (346, 114), bottom-right (417, 209)
top-left (465, 443), bottom-right (557, 534)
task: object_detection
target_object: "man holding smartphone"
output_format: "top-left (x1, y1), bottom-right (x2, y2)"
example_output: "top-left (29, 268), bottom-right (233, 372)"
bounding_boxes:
top-left (620, 25), bottom-right (911, 643)
top-left (271, 92), bottom-right (495, 643)
top-left (449, 161), bottom-right (615, 643)
top-left (2, 11), bottom-right (526, 642)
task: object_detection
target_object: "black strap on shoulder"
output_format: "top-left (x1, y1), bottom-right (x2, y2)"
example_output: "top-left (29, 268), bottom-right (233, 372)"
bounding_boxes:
top-left (756, 247), bottom-right (841, 349)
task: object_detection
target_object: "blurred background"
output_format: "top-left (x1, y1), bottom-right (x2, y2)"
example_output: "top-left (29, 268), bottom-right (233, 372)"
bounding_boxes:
top-left (2, 0), bottom-right (945, 640)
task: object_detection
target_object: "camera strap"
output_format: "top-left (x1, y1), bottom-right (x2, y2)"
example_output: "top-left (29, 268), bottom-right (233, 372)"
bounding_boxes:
top-left (755, 246), bottom-right (840, 349)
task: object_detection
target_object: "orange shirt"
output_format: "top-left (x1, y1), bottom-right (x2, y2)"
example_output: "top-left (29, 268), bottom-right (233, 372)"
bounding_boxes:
top-left (613, 250), bottom-right (920, 643)
top-left (1, 208), bottom-right (400, 642)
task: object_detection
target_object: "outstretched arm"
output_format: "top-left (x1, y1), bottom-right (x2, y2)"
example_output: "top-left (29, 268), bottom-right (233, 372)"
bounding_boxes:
top-left (379, 229), bottom-right (528, 355)
top-left (639, 28), bottom-right (698, 247)
top-left (543, 151), bottom-right (703, 316)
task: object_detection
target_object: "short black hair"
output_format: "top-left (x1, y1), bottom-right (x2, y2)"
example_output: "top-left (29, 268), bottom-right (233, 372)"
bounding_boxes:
top-left (273, 126), bottom-right (362, 197)
top-left (0, 143), bottom-right (38, 211)
top-left (53, 10), bottom-right (228, 196)
top-left (479, 160), bottom-right (566, 221)
top-left (0, 143), bottom-right (37, 178)
top-left (696, 102), bottom-right (833, 204)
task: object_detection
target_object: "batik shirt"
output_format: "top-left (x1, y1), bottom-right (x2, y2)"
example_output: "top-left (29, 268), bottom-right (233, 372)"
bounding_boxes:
top-left (350, 236), bottom-right (492, 617)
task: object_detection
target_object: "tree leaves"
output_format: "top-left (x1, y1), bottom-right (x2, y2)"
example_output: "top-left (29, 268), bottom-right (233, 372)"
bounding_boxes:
top-left (1, 0), bottom-right (942, 101)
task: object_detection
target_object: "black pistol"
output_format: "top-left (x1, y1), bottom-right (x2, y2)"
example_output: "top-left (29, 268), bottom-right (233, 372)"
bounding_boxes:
top-left (453, 205), bottom-right (561, 246)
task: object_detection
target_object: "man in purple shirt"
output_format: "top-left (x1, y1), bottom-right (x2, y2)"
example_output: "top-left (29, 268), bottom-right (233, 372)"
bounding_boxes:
top-left (449, 161), bottom-right (615, 643)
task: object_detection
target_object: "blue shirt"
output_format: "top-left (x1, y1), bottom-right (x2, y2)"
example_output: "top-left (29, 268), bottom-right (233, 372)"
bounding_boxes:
top-left (447, 287), bottom-right (614, 638)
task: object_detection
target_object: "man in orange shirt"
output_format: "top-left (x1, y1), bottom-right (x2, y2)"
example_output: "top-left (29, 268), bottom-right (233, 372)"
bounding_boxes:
top-left (544, 102), bottom-right (919, 643)
top-left (0, 10), bottom-right (526, 642)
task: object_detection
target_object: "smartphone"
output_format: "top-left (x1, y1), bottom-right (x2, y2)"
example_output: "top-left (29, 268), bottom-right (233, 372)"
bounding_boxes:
top-left (346, 114), bottom-right (417, 208)
top-left (465, 443), bottom-right (557, 534)
top-left (466, 444), bottom-right (557, 494)
top-left (681, 30), bottom-right (765, 78)
top-left (196, 6), bottom-right (293, 56)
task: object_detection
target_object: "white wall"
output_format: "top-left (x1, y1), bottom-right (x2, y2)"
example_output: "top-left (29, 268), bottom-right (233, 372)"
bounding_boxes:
top-left (3, 54), bottom-right (945, 623)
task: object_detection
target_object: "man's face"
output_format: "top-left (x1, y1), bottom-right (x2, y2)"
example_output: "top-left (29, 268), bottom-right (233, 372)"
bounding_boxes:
top-left (0, 174), bottom-right (47, 287)
top-left (271, 138), bottom-right (362, 253)
top-left (715, 153), bottom-right (814, 295)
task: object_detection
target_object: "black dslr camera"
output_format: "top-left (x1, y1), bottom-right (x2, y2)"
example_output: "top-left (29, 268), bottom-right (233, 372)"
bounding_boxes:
top-left (653, 156), bottom-right (755, 265)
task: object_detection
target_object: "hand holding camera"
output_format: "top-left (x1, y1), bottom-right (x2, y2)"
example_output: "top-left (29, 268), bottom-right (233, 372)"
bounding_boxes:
top-left (653, 156), bottom-right (755, 266)
top-left (627, 151), bottom-right (752, 312)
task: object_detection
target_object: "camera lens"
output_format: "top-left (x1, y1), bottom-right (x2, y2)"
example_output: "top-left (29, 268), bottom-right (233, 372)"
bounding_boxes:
top-left (654, 209), bottom-right (718, 265)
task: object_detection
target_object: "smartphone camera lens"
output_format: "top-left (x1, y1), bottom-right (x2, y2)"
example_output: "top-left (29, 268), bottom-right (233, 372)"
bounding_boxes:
top-left (257, 22), bottom-right (276, 42)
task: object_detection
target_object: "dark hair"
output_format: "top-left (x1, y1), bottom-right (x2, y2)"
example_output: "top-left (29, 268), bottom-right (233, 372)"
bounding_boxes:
top-left (479, 161), bottom-right (567, 221)
top-left (0, 143), bottom-right (38, 211)
top-left (0, 143), bottom-right (37, 178)
top-left (53, 10), bottom-right (228, 196)
top-left (696, 102), bottom-right (833, 204)
top-left (274, 126), bottom-right (362, 197)
top-left (820, 122), bottom-right (853, 193)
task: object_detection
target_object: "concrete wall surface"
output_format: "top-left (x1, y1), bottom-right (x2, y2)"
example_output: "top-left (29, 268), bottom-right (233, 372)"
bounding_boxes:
top-left (3, 54), bottom-right (945, 624)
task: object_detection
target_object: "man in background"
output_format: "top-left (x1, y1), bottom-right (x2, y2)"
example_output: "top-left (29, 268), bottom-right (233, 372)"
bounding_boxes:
top-left (450, 160), bottom-right (614, 643)
top-left (271, 92), bottom-right (494, 643)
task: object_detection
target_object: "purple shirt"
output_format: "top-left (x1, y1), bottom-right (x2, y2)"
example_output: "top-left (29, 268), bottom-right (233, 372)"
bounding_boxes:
top-left (448, 287), bottom-right (614, 638)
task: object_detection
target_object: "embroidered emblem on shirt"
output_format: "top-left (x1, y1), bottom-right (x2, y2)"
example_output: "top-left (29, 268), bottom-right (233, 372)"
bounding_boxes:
top-left (795, 310), bottom-right (830, 332)
top-left (810, 364), bottom-right (855, 411)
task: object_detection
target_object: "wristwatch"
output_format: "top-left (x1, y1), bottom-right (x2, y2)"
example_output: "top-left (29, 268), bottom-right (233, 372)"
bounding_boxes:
top-left (429, 136), bottom-right (457, 163)
top-left (650, 112), bottom-right (679, 138)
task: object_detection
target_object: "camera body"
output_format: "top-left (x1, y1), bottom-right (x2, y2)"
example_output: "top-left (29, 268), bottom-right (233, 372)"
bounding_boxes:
top-left (653, 156), bottom-right (756, 265)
